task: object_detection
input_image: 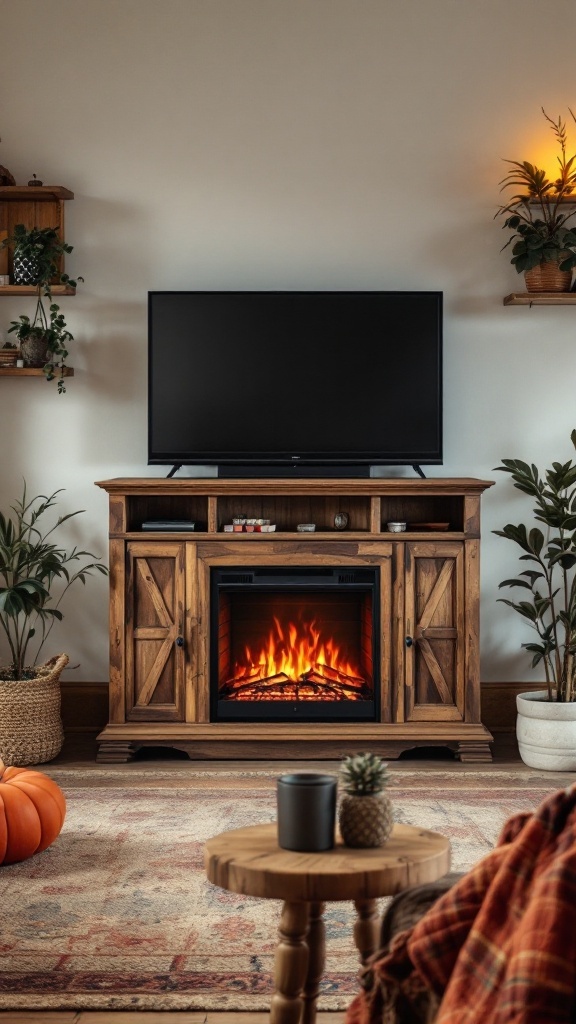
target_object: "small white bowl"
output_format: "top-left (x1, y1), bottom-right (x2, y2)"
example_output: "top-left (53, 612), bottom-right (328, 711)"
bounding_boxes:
top-left (387, 521), bottom-right (407, 533)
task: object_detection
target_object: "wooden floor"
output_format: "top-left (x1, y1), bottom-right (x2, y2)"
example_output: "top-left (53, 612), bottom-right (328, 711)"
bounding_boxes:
top-left (0, 730), bottom-right (531, 1024)
top-left (0, 1015), bottom-right (341, 1023)
top-left (0, 1015), bottom-right (342, 1023)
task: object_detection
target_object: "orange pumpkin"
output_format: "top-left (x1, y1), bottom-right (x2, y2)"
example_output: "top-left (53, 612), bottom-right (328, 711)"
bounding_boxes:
top-left (0, 757), bottom-right (66, 865)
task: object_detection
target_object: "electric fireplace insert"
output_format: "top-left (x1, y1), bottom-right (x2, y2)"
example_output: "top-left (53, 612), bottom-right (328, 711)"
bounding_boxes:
top-left (211, 566), bottom-right (379, 721)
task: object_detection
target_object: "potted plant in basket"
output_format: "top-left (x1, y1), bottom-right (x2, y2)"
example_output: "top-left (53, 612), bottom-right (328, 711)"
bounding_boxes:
top-left (0, 485), bottom-right (108, 765)
top-left (496, 108), bottom-right (576, 293)
top-left (494, 429), bottom-right (576, 769)
top-left (1, 224), bottom-right (82, 393)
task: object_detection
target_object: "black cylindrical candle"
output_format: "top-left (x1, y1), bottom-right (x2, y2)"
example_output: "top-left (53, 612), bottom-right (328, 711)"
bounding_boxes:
top-left (277, 773), bottom-right (337, 851)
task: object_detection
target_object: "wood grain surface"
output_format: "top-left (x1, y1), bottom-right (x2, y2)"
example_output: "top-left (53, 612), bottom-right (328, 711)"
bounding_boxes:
top-left (205, 821), bottom-right (451, 902)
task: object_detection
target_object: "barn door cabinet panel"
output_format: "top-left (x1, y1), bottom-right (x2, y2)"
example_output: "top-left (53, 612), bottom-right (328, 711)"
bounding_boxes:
top-left (404, 543), bottom-right (466, 723)
top-left (125, 542), bottom-right (187, 722)
top-left (95, 477), bottom-right (494, 762)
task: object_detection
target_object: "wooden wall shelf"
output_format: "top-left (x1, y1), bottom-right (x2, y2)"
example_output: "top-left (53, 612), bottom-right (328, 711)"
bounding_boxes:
top-left (504, 292), bottom-right (576, 305)
top-left (0, 184), bottom-right (75, 285)
top-left (0, 366), bottom-right (74, 377)
top-left (0, 186), bottom-right (74, 201)
top-left (0, 284), bottom-right (75, 296)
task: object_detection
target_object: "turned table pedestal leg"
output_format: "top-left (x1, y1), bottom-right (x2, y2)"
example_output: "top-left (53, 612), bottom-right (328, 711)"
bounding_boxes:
top-left (270, 900), bottom-right (311, 1024)
top-left (353, 899), bottom-right (380, 965)
top-left (302, 900), bottom-right (325, 1024)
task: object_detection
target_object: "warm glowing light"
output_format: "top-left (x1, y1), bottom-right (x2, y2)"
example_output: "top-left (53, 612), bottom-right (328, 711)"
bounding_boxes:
top-left (238, 615), bottom-right (360, 683)
top-left (222, 615), bottom-right (370, 702)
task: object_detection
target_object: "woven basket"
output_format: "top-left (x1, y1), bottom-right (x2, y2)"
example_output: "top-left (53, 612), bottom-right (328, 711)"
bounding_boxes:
top-left (0, 654), bottom-right (68, 766)
top-left (524, 258), bottom-right (573, 293)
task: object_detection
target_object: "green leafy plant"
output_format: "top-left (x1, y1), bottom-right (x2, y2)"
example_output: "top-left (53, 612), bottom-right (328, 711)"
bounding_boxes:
top-left (1, 224), bottom-right (82, 394)
top-left (340, 752), bottom-right (390, 795)
top-left (8, 305), bottom-right (75, 394)
top-left (493, 429), bottom-right (576, 702)
top-left (496, 108), bottom-right (576, 274)
top-left (0, 486), bottom-right (108, 680)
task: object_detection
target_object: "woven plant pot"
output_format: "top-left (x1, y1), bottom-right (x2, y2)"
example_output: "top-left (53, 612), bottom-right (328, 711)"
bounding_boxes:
top-left (338, 792), bottom-right (393, 848)
top-left (0, 654), bottom-right (68, 766)
top-left (20, 334), bottom-right (49, 368)
top-left (524, 258), bottom-right (572, 293)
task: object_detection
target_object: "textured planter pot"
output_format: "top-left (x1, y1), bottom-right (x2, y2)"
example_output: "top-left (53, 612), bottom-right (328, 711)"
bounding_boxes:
top-left (0, 654), bottom-right (68, 766)
top-left (516, 690), bottom-right (576, 770)
top-left (338, 792), bottom-right (394, 847)
top-left (12, 253), bottom-right (39, 286)
top-left (524, 258), bottom-right (572, 293)
top-left (20, 334), bottom-right (49, 368)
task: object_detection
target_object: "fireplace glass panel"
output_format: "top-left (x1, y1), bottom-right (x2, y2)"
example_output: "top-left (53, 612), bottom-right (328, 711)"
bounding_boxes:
top-left (211, 567), bottom-right (378, 721)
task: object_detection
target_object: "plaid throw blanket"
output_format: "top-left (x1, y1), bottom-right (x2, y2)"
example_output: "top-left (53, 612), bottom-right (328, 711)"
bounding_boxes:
top-left (346, 785), bottom-right (576, 1024)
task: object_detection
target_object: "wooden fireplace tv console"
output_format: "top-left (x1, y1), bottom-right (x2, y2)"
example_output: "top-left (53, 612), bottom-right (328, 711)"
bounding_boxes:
top-left (95, 476), bottom-right (494, 763)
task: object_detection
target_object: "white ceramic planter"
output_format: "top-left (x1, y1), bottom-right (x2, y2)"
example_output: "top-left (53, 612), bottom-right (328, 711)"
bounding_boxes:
top-left (516, 690), bottom-right (576, 770)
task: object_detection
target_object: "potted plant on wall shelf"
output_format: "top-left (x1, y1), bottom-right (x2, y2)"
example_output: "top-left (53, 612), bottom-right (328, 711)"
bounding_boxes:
top-left (1, 224), bottom-right (82, 393)
top-left (494, 429), bottom-right (576, 769)
top-left (496, 108), bottom-right (576, 293)
top-left (0, 485), bottom-right (108, 765)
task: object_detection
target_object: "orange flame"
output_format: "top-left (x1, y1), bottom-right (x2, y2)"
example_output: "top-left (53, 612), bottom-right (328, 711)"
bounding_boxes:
top-left (233, 615), bottom-right (361, 683)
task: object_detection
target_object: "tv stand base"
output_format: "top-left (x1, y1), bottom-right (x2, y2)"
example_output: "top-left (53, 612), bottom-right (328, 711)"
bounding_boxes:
top-left (96, 723), bottom-right (493, 764)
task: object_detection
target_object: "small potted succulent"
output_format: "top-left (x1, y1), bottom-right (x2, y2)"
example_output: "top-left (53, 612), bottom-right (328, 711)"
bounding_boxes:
top-left (338, 751), bottom-right (393, 847)
top-left (0, 484), bottom-right (108, 765)
top-left (496, 108), bottom-right (576, 292)
top-left (1, 224), bottom-right (82, 393)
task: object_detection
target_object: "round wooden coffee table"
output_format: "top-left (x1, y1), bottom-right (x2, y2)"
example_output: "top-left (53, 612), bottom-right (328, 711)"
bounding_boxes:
top-left (205, 822), bottom-right (450, 1024)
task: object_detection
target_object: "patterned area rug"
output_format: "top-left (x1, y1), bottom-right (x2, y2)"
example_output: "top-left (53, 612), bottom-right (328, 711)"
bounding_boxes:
top-left (0, 765), bottom-right (569, 1011)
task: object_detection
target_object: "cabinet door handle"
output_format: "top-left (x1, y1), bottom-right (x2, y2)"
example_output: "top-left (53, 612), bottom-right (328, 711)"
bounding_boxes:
top-left (405, 635), bottom-right (413, 648)
top-left (175, 635), bottom-right (185, 648)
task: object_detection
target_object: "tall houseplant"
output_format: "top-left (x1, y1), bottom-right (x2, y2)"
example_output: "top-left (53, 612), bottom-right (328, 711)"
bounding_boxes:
top-left (0, 486), bottom-right (108, 764)
top-left (494, 430), bottom-right (576, 769)
top-left (2, 224), bottom-right (82, 393)
top-left (496, 108), bottom-right (576, 292)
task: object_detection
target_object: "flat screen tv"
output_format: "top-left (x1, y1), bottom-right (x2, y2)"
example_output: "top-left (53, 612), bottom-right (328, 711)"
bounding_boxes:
top-left (148, 291), bottom-right (443, 477)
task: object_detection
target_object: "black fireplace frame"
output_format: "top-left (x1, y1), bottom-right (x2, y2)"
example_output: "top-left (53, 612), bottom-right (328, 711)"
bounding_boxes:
top-left (210, 565), bottom-right (380, 723)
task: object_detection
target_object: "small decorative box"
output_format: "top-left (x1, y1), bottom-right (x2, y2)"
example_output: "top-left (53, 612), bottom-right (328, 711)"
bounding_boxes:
top-left (0, 348), bottom-right (20, 366)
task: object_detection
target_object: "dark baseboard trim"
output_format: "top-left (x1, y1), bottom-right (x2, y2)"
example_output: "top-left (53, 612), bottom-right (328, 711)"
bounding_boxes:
top-left (61, 680), bottom-right (543, 735)
top-left (480, 681), bottom-right (544, 732)
top-left (60, 681), bottom-right (108, 732)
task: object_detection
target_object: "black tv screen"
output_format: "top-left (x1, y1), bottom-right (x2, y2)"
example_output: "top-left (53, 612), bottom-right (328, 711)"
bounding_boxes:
top-left (148, 291), bottom-right (443, 473)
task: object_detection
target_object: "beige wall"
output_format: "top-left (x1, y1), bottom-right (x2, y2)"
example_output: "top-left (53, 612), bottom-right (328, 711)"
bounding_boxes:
top-left (1, 0), bottom-right (575, 682)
